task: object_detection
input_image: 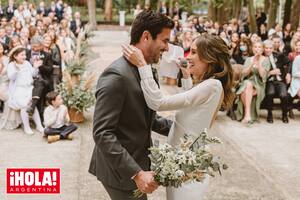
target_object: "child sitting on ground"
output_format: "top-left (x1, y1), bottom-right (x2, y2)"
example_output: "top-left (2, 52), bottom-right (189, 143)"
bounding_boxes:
top-left (44, 91), bottom-right (77, 143)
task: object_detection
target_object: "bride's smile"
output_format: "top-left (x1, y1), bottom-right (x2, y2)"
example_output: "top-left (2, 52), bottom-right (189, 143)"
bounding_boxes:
top-left (187, 41), bottom-right (208, 80)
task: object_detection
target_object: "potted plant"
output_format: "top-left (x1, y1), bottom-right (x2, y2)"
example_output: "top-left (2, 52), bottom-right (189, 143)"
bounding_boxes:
top-left (57, 72), bottom-right (96, 123)
top-left (65, 24), bottom-right (94, 84)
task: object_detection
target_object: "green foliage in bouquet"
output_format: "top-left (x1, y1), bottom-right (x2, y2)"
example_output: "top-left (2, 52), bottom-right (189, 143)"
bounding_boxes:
top-left (56, 72), bottom-right (96, 113)
top-left (134, 129), bottom-right (228, 198)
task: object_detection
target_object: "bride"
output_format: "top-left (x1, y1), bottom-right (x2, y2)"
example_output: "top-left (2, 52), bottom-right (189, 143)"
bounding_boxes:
top-left (123, 34), bottom-right (234, 200)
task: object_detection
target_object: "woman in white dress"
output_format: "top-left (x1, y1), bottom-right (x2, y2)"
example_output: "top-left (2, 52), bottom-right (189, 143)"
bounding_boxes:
top-left (159, 43), bottom-right (184, 85)
top-left (123, 34), bottom-right (234, 200)
top-left (6, 46), bottom-right (44, 134)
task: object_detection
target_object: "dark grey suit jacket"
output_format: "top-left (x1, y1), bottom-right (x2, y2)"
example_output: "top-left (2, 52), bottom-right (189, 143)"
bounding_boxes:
top-left (89, 56), bottom-right (172, 190)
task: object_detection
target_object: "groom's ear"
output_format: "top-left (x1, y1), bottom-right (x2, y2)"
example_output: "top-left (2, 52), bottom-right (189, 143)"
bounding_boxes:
top-left (141, 31), bottom-right (152, 42)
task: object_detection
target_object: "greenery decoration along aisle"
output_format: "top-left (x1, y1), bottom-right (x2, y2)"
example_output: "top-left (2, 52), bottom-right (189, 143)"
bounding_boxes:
top-left (57, 24), bottom-right (96, 122)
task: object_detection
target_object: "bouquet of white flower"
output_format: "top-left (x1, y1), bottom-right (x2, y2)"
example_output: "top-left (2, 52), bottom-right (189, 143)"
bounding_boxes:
top-left (134, 129), bottom-right (228, 198)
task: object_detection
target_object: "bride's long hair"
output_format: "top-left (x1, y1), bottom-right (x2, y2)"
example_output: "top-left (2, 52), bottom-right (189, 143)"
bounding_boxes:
top-left (195, 33), bottom-right (234, 110)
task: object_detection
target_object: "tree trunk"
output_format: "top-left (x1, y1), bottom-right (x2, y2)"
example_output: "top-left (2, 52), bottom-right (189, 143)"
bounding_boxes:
top-left (248, 0), bottom-right (257, 33)
top-left (145, 0), bottom-right (150, 7)
top-left (267, 0), bottom-right (279, 29)
top-left (169, 0), bottom-right (174, 17)
top-left (233, 0), bottom-right (242, 19)
top-left (104, 0), bottom-right (113, 22)
top-left (283, 0), bottom-right (292, 28)
top-left (217, 1), bottom-right (230, 25)
top-left (128, 0), bottom-right (131, 13)
top-left (87, 0), bottom-right (97, 30)
top-left (292, 0), bottom-right (300, 30)
top-left (157, 0), bottom-right (161, 13)
top-left (208, 0), bottom-right (216, 21)
top-left (264, 0), bottom-right (270, 14)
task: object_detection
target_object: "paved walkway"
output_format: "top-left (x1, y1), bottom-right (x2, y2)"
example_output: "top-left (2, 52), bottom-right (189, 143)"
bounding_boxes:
top-left (0, 30), bottom-right (299, 200)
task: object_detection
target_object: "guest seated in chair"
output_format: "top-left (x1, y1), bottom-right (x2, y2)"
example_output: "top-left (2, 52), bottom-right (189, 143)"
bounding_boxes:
top-left (288, 54), bottom-right (300, 109)
top-left (26, 35), bottom-right (54, 121)
top-left (263, 40), bottom-right (290, 123)
top-left (235, 41), bottom-right (270, 124)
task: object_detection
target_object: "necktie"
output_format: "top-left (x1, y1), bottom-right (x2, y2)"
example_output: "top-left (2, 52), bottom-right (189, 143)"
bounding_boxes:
top-left (269, 54), bottom-right (282, 81)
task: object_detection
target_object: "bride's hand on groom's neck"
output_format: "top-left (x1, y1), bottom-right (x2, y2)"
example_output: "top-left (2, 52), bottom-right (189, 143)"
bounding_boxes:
top-left (122, 44), bottom-right (147, 67)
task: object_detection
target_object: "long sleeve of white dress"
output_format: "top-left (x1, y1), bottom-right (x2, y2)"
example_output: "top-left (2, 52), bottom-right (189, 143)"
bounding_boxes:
top-left (138, 65), bottom-right (223, 112)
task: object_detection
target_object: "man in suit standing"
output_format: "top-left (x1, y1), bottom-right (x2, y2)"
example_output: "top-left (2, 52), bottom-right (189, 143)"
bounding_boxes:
top-left (5, 0), bottom-right (15, 22)
top-left (89, 11), bottom-right (174, 200)
top-left (70, 12), bottom-right (82, 37)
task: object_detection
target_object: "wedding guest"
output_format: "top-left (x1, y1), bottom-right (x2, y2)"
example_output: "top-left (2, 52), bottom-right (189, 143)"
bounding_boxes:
top-left (283, 23), bottom-right (293, 44)
top-left (288, 40), bottom-right (300, 62)
top-left (0, 2), bottom-right (4, 19)
top-left (19, 27), bottom-right (30, 48)
top-left (8, 35), bottom-right (21, 50)
top-left (44, 91), bottom-right (77, 143)
top-left (0, 27), bottom-right (9, 51)
top-left (57, 28), bottom-right (74, 70)
top-left (6, 46), bottom-right (44, 134)
top-left (159, 1), bottom-right (168, 15)
top-left (37, 1), bottom-right (47, 16)
top-left (5, 0), bottom-right (16, 21)
top-left (236, 41), bottom-right (270, 123)
top-left (0, 17), bottom-right (8, 27)
top-left (43, 33), bottom-right (62, 88)
top-left (272, 34), bottom-right (285, 54)
top-left (170, 20), bottom-right (181, 43)
top-left (256, 8), bottom-right (266, 29)
top-left (26, 35), bottom-right (54, 121)
top-left (0, 43), bottom-right (9, 111)
top-left (14, 21), bottom-right (23, 35)
top-left (159, 43), bottom-right (184, 85)
top-left (181, 30), bottom-right (192, 57)
top-left (47, 1), bottom-right (56, 17)
top-left (232, 37), bottom-right (253, 65)
top-left (70, 11), bottom-right (82, 37)
top-left (288, 55), bottom-right (300, 102)
top-left (290, 31), bottom-right (300, 52)
top-left (250, 33), bottom-right (260, 44)
top-left (258, 23), bottom-right (268, 41)
top-left (173, 1), bottom-right (183, 19)
top-left (264, 40), bottom-right (290, 123)
top-left (229, 32), bottom-right (239, 56)
top-left (133, 4), bottom-right (143, 18)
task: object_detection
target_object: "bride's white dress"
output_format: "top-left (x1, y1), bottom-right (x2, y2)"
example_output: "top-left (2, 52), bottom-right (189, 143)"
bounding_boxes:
top-left (138, 65), bottom-right (223, 200)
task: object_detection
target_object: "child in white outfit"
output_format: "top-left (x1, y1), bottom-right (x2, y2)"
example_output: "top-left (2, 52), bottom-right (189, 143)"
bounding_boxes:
top-left (6, 46), bottom-right (44, 134)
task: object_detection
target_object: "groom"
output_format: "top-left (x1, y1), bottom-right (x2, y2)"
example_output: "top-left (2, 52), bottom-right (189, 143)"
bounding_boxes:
top-left (89, 11), bottom-right (174, 200)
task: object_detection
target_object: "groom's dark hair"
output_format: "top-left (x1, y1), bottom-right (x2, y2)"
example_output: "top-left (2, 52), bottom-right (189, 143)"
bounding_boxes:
top-left (130, 10), bottom-right (174, 45)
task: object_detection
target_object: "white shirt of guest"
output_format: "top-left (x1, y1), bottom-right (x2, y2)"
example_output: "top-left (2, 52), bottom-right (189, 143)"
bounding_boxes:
top-left (44, 104), bottom-right (69, 128)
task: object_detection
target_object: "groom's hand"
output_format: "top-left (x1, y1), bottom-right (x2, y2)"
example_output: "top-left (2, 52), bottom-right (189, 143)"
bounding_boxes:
top-left (133, 170), bottom-right (158, 194)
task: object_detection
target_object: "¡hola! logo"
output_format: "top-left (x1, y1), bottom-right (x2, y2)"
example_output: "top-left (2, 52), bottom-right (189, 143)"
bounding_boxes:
top-left (7, 168), bottom-right (60, 194)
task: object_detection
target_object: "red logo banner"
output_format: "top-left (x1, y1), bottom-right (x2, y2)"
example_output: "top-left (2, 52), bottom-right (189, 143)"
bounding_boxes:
top-left (6, 168), bottom-right (60, 194)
